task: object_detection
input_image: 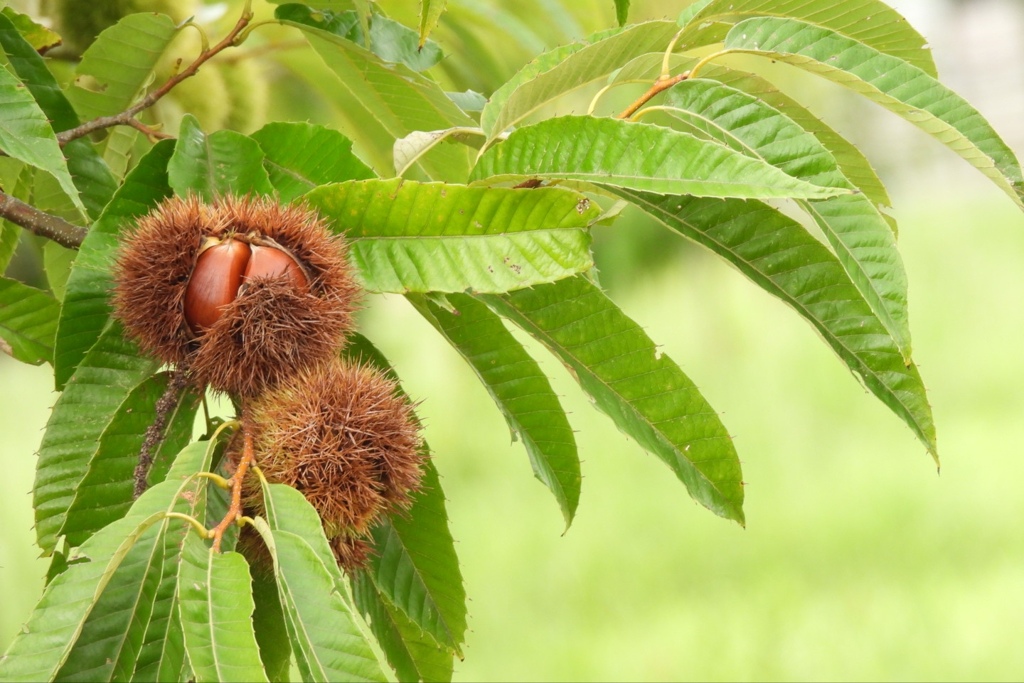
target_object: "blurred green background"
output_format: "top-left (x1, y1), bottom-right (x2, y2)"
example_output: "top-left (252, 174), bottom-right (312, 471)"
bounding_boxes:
top-left (4, 0), bottom-right (1024, 680)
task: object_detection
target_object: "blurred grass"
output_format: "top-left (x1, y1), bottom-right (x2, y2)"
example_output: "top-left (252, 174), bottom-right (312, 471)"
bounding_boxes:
top-left (2, 185), bottom-right (1024, 680)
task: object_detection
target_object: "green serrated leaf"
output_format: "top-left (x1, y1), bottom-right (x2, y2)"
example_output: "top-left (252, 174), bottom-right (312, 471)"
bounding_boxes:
top-left (258, 484), bottom-right (392, 678)
top-left (351, 572), bottom-right (454, 683)
top-left (132, 439), bottom-right (222, 683)
top-left (178, 534), bottom-right (269, 683)
top-left (363, 461), bottom-right (467, 656)
top-left (250, 122), bottom-right (375, 203)
top-left (480, 276), bottom-right (746, 524)
top-left (723, 17), bottom-right (1024, 208)
top-left (279, 4), bottom-right (474, 178)
top-left (66, 13), bottom-right (180, 123)
top-left (480, 21), bottom-right (677, 137)
top-left (680, 0), bottom-right (936, 76)
top-left (471, 116), bottom-right (849, 199)
top-left (617, 190), bottom-right (938, 461)
top-left (661, 78), bottom-right (911, 358)
top-left (410, 292), bottom-right (580, 527)
top-left (60, 372), bottom-right (201, 547)
top-left (0, 460), bottom-right (209, 683)
top-left (697, 62), bottom-right (894, 211)
top-left (0, 7), bottom-right (61, 51)
top-left (303, 179), bottom-right (598, 293)
top-left (0, 277), bottom-right (59, 365)
top-left (251, 521), bottom-right (387, 683)
top-left (0, 10), bottom-right (117, 218)
top-left (168, 116), bottom-right (275, 199)
top-left (0, 60), bottom-right (85, 216)
top-left (53, 139), bottom-right (174, 391)
top-left (34, 322), bottom-right (160, 554)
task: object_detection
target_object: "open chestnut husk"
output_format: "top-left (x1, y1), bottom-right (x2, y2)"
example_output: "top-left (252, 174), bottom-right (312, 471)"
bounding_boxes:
top-left (113, 195), bottom-right (359, 397)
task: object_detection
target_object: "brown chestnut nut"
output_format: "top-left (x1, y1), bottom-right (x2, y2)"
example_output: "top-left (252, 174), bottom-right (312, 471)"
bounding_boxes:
top-left (183, 238), bottom-right (251, 333)
top-left (244, 244), bottom-right (309, 293)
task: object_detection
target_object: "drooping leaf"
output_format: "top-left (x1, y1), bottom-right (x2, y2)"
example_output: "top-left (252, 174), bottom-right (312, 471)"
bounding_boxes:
top-left (177, 533), bottom-right (269, 683)
top-left (0, 455), bottom-right (210, 683)
top-left (258, 483), bottom-right (391, 678)
top-left (251, 122), bottom-right (375, 202)
top-left (723, 17), bottom-right (1024, 208)
top-left (0, 277), bottom-right (59, 365)
top-left (168, 116), bottom-right (275, 199)
top-left (0, 10), bottom-right (116, 218)
top-left (660, 78), bottom-right (911, 358)
top-left (608, 50), bottom-right (894, 218)
top-left (351, 571), bottom-right (454, 683)
top-left (419, 0), bottom-right (448, 46)
top-left (471, 116), bottom-right (848, 200)
top-left (65, 12), bottom-right (180, 123)
top-left (678, 0), bottom-right (937, 76)
top-left (302, 179), bottom-right (598, 293)
top-left (60, 372), bottom-right (201, 547)
top-left (34, 322), bottom-right (160, 554)
top-left (480, 21), bottom-right (678, 138)
top-left (0, 59), bottom-right (85, 215)
top-left (697, 62), bottom-right (894, 211)
top-left (616, 190), bottom-right (938, 460)
top-left (278, 3), bottom-right (475, 178)
top-left (480, 276), bottom-right (746, 524)
top-left (53, 140), bottom-right (174, 391)
top-left (250, 519), bottom-right (387, 683)
top-left (410, 292), bottom-right (580, 527)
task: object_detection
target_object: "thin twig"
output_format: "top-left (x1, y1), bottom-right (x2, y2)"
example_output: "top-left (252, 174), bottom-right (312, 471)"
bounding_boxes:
top-left (134, 364), bottom-right (191, 498)
top-left (0, 189), bottom-right (87, 249)
top-left (211, 419), bottom-right (254, 552)
top-left (617, 72), bottom-right (689, 120)
top-left (56, 7), bottom-right (254, 147)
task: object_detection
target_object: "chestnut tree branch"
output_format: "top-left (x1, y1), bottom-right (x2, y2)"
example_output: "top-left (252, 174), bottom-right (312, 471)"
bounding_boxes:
top-left (0, 189), bottom-right (87, 249)
top-left (56, 7), bottom-right (254, 147)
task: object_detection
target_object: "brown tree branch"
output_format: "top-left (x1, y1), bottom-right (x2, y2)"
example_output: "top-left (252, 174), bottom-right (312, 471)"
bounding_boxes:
top-left (0, 189), bottom-right (87, 249)
top-left (56, 7), bottom-right (254, 147)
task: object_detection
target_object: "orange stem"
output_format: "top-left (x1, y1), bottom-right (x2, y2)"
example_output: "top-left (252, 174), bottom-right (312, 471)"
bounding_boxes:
top-left (211, 427), bottom-right (253, 552)
top-left (617, 72), bottom-right (689, 120)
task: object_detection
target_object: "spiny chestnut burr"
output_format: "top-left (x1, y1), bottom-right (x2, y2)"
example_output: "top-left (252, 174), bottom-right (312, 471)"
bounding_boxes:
top-left (240, 357), bottom-right (426, 571)
top-left (113, 195), bottom-right (359, 397)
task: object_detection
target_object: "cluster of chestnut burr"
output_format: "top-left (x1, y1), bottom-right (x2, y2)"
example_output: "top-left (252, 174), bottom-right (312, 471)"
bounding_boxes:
top-left (113, 195), bottom-right (424, 568)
